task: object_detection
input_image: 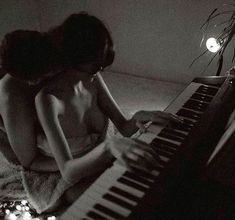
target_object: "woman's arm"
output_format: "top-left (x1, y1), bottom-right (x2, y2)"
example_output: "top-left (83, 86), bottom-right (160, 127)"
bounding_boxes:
top-left (35, 92), bottom-right (113, 183)
top-left (94, 72), bottom-right (138, 137)
top-left (95, 72), bottom-right (184, 137)
top-left (0, 94), bottom-right (38, 168)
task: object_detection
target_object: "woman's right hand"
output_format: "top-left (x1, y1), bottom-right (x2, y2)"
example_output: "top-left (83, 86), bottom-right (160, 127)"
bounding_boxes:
top-left (106, 136), bottom-right (161, 171)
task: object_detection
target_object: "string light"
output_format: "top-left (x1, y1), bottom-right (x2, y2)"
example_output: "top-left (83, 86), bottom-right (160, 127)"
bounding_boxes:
top-left (0, 200), bottom-right (57, 220)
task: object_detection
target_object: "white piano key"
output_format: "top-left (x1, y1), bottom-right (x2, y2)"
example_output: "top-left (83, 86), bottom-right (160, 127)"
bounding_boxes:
top-left (85, 190), bottom-right (131, 217)
top-left (71, 194), bottom-right (117, 220)
top-left (147, 123), bottom-right (188, 136)
top-left (91, 183), bottom-right (138, 207)
top-left (95, 173), bottom-right (145, 199)
top-left (164, 82), bottom-right (203, 114)
top-left (138, 131), bottom-right (157, 144)
top-left (121, 175), bottom-right (151, 189)
top-left (98, 179), bottom-right (145, 200)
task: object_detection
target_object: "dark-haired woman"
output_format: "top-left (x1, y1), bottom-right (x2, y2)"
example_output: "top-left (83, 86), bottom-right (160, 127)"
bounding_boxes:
top-left (36, 12), bottom-right (183, 183)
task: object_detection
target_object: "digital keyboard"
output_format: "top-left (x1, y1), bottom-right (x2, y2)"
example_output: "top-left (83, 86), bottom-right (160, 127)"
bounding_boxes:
top-left (60, 76), bottom-right (235, 220)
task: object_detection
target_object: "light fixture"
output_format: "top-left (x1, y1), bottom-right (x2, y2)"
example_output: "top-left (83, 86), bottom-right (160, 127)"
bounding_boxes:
top-left (206, 37), bottom-right (221, 53)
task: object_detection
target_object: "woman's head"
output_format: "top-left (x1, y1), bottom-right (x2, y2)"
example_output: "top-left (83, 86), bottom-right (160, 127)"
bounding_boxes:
top-left (51, 12), bottom-right (115, 71)
top-left (0, 30), bottom-right (57, 82)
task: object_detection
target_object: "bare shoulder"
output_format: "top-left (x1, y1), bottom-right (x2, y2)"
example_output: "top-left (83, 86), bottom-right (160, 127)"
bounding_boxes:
top-left (0, 75), bottom-right (31, 112)
top-left (35, 88), bottom-right (63, 116)
top-left (92, 72), bottom-right (110, 95)
top-left (0, 75), bottom-right (17, 101)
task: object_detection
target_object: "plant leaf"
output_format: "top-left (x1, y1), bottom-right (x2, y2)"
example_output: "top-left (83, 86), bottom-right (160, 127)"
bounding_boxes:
top-left (189, 49), bottom-right (209, 68)
top-left (232, 47), bottom-right (235, 62)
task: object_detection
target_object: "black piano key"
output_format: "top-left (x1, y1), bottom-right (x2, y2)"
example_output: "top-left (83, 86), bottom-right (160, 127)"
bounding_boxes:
top-left (152, 138), bottom-right (179, 149)
top-left (118, 177), bottom-right (149, 193)
top-left (191, 93), bottom-right (213, 102)
top-left (154, 142), bottom-right (177, 153)
top-left (158, 132), bottom-right (184, 143)
top-left (181, 118), bottom-right (196, 126)
top-left (129, 167), bottom-right (158, 180)
top-left (161, 128), bottom-right (188, 139)
top-left (103, 193), bottom-right (134, 210)
top-left (167, 122), bottom-right (192, 133)
top-left (87, 211), bottom-right (108, 219)
top-left (123, 171), bottom-right (154, 186)
top-left (176, 109), bottom-right (201, 120)
top-left (196, 85), bottom-right (218, 96)
top-left (153, 147), bottom-right (174, 159)
top-left (110, 187), bottom-right (140, 203)
top-left (93, 204), bottom-right (125, 219)
top-left (183, 99), bottom-right (208, 112)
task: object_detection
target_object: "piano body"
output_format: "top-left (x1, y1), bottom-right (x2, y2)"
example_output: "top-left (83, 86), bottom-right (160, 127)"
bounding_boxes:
top-left (60, 75), bottom-right (235, 220)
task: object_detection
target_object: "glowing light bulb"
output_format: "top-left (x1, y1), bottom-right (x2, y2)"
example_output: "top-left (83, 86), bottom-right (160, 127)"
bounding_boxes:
top-left (206, 37), bottom-right (221, 53)
top-left (47, 216), bottom-right (56, 220)
top-left (21, 200), bottom-right (28, 205)
top-left (16, 204), bottom-right (22, 211)
top-left (5, 209), bottom-right (10, 215)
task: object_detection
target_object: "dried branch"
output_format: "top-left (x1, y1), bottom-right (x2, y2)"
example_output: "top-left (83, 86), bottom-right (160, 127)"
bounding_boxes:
top-left (192, 1), bottom-right (235, 75)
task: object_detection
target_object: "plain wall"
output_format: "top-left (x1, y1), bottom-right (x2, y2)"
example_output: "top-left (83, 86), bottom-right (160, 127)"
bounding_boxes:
top-left (0, 0), bottom-right (234, 84)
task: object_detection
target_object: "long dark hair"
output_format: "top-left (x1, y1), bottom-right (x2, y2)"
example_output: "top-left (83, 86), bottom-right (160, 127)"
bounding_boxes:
top-left (49, 12), bottom-right (115, 70)
top-left (0, 30), bottom-right (57, 80)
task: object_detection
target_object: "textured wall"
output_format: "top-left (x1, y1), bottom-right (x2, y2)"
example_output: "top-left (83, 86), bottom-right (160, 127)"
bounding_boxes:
top-left (0, 1), bottom-right (234, 84)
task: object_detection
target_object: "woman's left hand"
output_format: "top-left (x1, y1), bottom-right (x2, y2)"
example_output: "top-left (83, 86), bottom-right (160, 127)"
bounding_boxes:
top-left (132, 110), bottom-right (183, 132)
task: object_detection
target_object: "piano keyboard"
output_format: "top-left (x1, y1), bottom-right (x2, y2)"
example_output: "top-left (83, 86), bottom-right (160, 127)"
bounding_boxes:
top-left (59, 81), bottom-right (220, 220)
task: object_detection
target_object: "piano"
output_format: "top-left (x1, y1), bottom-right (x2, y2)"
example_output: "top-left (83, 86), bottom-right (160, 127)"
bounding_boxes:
top-left (59, 76), bottom-right (235, 220)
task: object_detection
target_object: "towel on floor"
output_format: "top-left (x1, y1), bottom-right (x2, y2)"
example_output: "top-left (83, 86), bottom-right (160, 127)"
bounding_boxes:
top-left (0, 130), bottom-right (26, 201)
